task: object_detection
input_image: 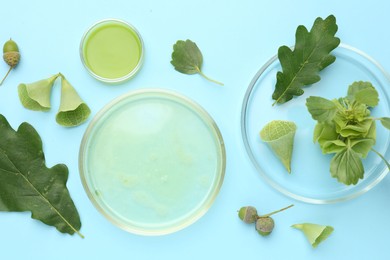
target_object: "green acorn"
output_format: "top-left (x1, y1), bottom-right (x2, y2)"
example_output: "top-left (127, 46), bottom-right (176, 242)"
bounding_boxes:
top-left (1, 38), bottom-right (20, 85)
top-left (256, 217), bottom-right (275, 236)
top-left (238, 204), bottom-right (294, 237)
top-left (238, 206), bottom-right (258, 224)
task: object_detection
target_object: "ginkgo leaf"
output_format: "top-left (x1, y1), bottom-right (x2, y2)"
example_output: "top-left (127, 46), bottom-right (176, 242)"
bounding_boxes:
top-left (272, 15), bottom-right (340, 105)
top-left (0, 114), bottom-right (83, 237)
top-left (292, 223), bottom-right (334, 248)
top-left (260, 120), bottom-right (297, 173)
top-left (18, 74), bottom-right (59, 111)
top-left (170, 39), bottom-right (223, 85)
top-left (55, 76), bottom-right (91, 127)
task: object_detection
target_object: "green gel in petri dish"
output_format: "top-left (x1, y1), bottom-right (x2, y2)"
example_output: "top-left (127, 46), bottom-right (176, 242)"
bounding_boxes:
top-left (79, 89), bottom-right (226, 235)
top-left (80, 19), bottom-right (144, 83)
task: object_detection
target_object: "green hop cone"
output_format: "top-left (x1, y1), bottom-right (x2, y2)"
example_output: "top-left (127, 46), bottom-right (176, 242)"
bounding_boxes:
top-left (238, 206), bottom-right (258, 224)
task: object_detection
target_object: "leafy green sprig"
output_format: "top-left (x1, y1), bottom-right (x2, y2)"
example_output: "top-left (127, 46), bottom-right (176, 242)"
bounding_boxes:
top-left (306, 81), bottom-right (390, 185)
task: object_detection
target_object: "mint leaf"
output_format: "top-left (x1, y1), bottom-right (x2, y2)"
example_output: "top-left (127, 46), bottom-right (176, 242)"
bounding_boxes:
top-left (272, 15), bottom-right (340, 105)
top-left (171, 39), bottom-right (223, 85)
top-left (0, 115), bottom-right (83, 237)
top-left (306, 96), bottom-right (337, 123)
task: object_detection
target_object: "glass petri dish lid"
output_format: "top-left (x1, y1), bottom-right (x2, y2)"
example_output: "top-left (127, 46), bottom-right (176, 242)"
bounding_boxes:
top-left (79, 89), bottom-right (226, 235)
top-left (80, 19), bottom-right (144, 83)
top-left (241, 43), bottom-right (390, 204)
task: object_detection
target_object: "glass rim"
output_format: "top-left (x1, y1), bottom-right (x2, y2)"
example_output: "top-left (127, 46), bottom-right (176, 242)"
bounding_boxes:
top-left (79, 18), bottom-right (145, 84)
top-left (79, 88), bottom-right (226, 235)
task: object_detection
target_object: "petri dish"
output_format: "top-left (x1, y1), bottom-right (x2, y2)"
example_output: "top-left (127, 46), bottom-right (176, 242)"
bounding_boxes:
top-left (241, 44), bottom-right (390, 204)
top-left (79, 89), bottom-right (226, 235)
top-left (80, 19), bottom-right (144, 83)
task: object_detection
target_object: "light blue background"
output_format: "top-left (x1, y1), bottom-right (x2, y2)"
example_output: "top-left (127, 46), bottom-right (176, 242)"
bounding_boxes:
top-left (1, 0), bottom-right (390, 259)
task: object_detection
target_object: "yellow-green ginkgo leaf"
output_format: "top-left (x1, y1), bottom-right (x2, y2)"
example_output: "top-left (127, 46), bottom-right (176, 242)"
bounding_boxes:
top-left (292, 223), bottom-right (334, 248)
top-left (260, 120), bottom-right (297, 173)
top-left (18, 74), bottom-right (59, 111)
top-left (55, 76), bottom-right (91, 127)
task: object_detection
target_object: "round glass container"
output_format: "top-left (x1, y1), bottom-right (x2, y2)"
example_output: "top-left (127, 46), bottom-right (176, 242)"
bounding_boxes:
top-left (80, 19), bottom-right (144, 83)
top-left (79, 89), bottom-right (226, 235)
top-left (241, 44), bottom-right (390, 204)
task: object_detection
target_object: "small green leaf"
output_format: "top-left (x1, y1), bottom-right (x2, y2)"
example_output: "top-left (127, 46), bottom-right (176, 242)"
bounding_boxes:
top-left (321, 139), bottom-right (346, 154)
top-left (330, 147), bottom-right (364, 185)
top-left (292, 223), bottom-right (334, 248)
top-left (272, 15), bottom-right (340, 105)
top-left (18, 74), bottom-right (59, 111)
top-left (350, 138), bottom-right (375, 158)
top-left (171, 39), bottom-right (223, 85)
top-left (347, 81), bottom-right (379, 107)
top-left (379, 117), bottom-right (390, 130)
top-left (306, 96), bottom-right (337, 123)
top-left (260, 120), bottom-right (297, 173)
top-left (55, 75), bottom-right (91, 127)
top-left (0, 114), bottom-right (83, 237)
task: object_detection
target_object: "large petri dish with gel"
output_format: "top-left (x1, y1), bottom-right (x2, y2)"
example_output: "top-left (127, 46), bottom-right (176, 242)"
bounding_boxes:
top-left (80, 19), bottom-right (144, 83)
top-left (79, 89), bottom-right (225, 235)
top-left (241, 44), bottom-right (390, 204)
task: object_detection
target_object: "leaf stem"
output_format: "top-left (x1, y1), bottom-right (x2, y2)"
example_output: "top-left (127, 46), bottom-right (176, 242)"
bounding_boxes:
top-left (259, 204), bottom-right (294, 218)
top-left (196, 67), bottom-right (224, 86)
top-left (371, 148), bottom-right (390, 170)
top-left (0, 67), bottom-right (13, 86)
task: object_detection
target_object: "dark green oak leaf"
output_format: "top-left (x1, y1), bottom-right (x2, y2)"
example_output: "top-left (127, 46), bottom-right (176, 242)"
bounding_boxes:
top-left (0, 114), bottom-right (83, 237)
top-left (272, 15), bottom-right (340, 105)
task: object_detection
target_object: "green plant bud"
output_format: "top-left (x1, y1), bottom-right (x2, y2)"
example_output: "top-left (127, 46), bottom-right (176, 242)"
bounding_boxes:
top-left (256, 217), bottom-right (275, 236)
top-left (238, 206), bottom-right (258, 224)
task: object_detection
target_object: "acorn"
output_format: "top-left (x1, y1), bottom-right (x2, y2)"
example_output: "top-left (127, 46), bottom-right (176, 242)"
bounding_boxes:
top-left (1, 38), bottom-right (20, 85)
top-left (238, 206), bottom-right (258, 224)
top-left (255, 217), bottom-right (275, 236)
